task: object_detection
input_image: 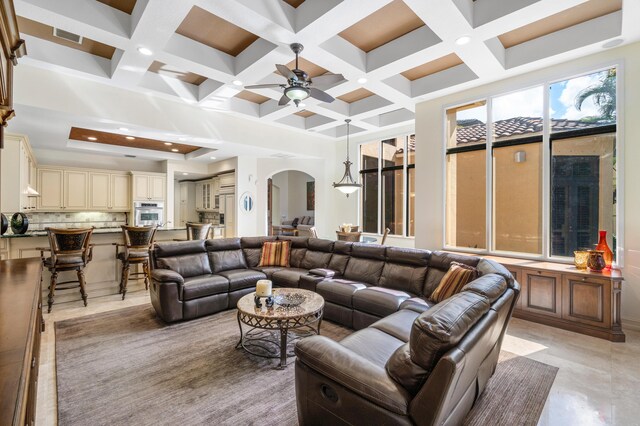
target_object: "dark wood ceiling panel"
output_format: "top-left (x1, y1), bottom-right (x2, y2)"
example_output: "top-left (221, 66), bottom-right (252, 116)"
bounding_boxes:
top-left (17, 16), bottom-right (116, 59)
top-left (282, 0), bottom-right (305, 8)
top-left (69, 127), bottom-right (200, 154)
top-left (176, 6), bottom-right (259, 57)
top-left (148, 61), bottom-right (207, 86)
top-left (96, 0), bottom-right (137, 14)
top-left (337, 88), bottom-right (375, 103)
top-left (498, 0), bottom-right (622, 48)
top-left (294, 110), bottom-right (315, 118)
top-left (400, 53), bottom-right (463, 81)
top-left (235, 90), bottom-right (270, 104)
top-left (338, 0), bottom-right (425, 52)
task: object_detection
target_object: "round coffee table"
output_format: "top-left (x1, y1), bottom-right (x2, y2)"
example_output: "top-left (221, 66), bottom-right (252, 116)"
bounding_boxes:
top-left (236, 288), bottom-right (324, 368)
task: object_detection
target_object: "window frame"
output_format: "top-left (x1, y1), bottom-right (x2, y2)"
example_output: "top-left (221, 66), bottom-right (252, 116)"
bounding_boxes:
top-left (359, 133), bottom-right (416, 239)
top-left (442, 62), bottom-right (624, 266)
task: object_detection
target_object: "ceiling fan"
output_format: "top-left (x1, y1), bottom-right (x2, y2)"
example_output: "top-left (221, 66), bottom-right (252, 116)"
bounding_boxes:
top-left (245, 43), bottom-right (344, 107)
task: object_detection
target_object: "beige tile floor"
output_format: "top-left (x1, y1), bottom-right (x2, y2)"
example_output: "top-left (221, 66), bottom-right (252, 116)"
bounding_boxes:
top-left (36, 291), bottom-right (640, 426)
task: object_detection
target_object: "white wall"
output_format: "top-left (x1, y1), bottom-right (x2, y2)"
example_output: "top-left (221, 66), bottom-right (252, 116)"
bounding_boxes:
top-left (271, 170), bottom-right (315, 221)
top-left (271, 172), bottom-right (288, 223)
top-left (414, 41), bottom-right (640, 327)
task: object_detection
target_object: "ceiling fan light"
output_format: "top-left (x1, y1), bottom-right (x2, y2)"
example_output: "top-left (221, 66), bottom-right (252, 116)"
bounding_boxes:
top-left (285, 86), bottom-right (309, 101)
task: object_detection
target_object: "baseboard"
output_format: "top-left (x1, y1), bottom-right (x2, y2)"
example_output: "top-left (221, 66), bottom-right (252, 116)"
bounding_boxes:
top-left (623, 318), bottom-right (640, 332)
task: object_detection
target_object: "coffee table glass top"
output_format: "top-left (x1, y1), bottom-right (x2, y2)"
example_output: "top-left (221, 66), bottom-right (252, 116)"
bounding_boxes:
top-left (237, 288), bottom-right (324, 321)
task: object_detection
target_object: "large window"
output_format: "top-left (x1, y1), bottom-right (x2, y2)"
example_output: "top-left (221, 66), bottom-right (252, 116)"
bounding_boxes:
top-left (360, 134), bottom-right (415, 237)
top-left (445, 67), bottom-right (618, 261)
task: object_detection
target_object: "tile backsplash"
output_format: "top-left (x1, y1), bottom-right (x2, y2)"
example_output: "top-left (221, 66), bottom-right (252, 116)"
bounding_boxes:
top-left (199, 211), bottom-right (220, 224)
top-left (3, 211), bottom-right (128, 231)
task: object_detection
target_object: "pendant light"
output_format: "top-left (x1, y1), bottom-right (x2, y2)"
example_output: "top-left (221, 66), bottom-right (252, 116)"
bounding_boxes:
top-left (333, 119), bottom-right (362, 197)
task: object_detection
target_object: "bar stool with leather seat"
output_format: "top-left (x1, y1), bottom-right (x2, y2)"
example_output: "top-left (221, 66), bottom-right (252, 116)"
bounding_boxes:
top-left (39, 227), bottom-right (94, 313)
top-left (115, 225), bottom-right (157, 300)
top-left (186, 222), bottom-right (211, 240)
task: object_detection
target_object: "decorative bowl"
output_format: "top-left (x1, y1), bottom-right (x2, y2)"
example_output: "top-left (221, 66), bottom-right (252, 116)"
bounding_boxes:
top-left (0, 213), bottom-right (7, 235)
top-left (275, 293), bottom-right (306, 308)
top-left (10, 212), bottom-right (29, 235)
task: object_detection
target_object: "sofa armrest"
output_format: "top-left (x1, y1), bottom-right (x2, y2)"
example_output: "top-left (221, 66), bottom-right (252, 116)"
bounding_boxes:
top-left (295, 335), bottom-right (410, 415)
top-left (151, 269), bottom-right (184, 285)
top-left (309, 268), bottom-right (336, 278)
top-left (282, 220), bottom-right (294, 225)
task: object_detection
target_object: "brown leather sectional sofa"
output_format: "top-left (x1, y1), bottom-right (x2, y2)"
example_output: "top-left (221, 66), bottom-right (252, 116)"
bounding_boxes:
top-left (149, 235), bottom-right (520, 425)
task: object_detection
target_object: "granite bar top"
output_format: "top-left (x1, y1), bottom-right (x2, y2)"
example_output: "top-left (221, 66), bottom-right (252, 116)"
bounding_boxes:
top-left (0, 226), bottom-right (187, 239)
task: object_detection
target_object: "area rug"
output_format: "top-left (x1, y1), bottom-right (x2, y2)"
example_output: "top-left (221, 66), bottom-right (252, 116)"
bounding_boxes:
top-left (55, 305), bottom-right (557, 426)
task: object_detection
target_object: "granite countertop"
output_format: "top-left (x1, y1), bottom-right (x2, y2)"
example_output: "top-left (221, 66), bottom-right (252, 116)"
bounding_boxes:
top-left (0, 226), bottom-right (187, 239)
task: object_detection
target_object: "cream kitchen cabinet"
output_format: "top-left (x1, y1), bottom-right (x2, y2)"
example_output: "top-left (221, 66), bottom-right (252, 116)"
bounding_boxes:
top-left (195, 182), bottom-right (203, 211)
top-left (38, 168), bottom-right (89, 211)
top-left (132, 173), bottom-right (166, 201)
top-left (0, 134), bottom-right (38, 213)
top-left (196, 179), bottom-right (215, 211)
top-left (88, 172), bottom-right (131, 211)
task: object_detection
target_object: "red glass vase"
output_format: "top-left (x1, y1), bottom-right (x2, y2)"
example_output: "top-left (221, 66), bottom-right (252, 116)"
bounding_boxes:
top-left (595, 230), bottom-right (613, 270)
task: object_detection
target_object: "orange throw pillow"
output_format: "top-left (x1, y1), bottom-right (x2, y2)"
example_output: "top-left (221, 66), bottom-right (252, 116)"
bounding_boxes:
top-left (430, 262), bottom-right (478, 303)
top-left (258, 241), bottom-right (291, 267)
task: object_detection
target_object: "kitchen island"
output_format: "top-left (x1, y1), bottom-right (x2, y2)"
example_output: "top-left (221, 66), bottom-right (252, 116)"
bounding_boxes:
top-left (0, 227), bottom-right (186, 305)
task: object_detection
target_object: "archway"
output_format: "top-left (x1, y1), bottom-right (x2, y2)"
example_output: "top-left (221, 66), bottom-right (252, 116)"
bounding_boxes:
top-left (268, 170), bottom-right (315, 236)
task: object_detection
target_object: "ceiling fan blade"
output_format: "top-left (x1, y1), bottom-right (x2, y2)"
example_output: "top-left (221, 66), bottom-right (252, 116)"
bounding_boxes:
top-left (309, 87), bottom-right (335, 103)
top-left (278, 94), bottom-right (291, 106)
top-left (244, 84), bottom-right (283, 89)
top-left (276, 64), bottom-right (297, 81)
top-left (311, 73), bottom-right (344, 87)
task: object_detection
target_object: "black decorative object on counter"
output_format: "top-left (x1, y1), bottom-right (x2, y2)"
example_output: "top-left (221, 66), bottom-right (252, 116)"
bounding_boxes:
top-left (0, 214), bottom-right (7, 235)
top-left (10, 213), bottom-right (29, 234)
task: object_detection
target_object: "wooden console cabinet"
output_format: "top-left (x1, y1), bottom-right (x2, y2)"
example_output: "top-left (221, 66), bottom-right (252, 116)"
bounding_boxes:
top-left (0, 258), bottom-right (43, 425)
top-left (496, 257), bottom-right (624, 342)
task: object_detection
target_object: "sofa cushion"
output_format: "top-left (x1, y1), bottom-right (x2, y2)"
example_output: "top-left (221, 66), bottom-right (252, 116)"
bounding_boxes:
top-left (156, 253), bottom-right (211, 278)
top-left (462, 274), bottom-right (507, 303)
top-left (258, 241), bottom-right (291, 267)
top-left (328, 241), bottom-right (352, 275)
top-left (154, 240), bottom-right (206, 257)
top-left (430, 262), bottom-right (479, 303)
top-left (379, 248), bottom-right (429, 295)
top-left (205, 238), bottom-right (241, 251)
top-left (271, 268), bottom-right (310, 288)
top-left (370, 309), bottom-right (420, 342)
top-left (344, 257), bottom-right (385, 285)
top-left (182, 275), bottom-right (229, 301)
top-left (386, 343), bottom-right (429, 395)
top-left (209, 250), bottom-right (247, 273)
top-left (352, 287), bottom-right (413, 317)
top-left (277, 236), bottom-right (308, 267)
top-left (399, 297), bottom-right (434, 314)
top-left (308, 238), bottom-right (333, 252)
top-left (217, 269), bottom-right (267, 292)
top-left (351, 243), bottom-right (386, 261)
top-left (300, 250), bottom-right (332, 270)
top-left (339, 327), bottom-right (405, 368)
top-left (241, 236), bottom-right (276, 268)
top-left (253, 266), bottom-right (283, 279)
top-left (476, 258), bottom-right (516, 289)
top-left (316, 279), bottom-right (367, 308)
top-left (423, 252), bottom-right (480, 296)
top-left (410, 291), bottom-right (490, 373)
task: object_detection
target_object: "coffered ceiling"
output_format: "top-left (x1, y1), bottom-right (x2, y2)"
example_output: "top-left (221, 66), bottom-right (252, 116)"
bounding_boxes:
top-left (11, 0), bottom-right (639, 140)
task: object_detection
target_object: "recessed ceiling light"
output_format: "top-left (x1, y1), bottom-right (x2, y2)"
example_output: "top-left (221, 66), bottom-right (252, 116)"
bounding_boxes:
top-left (210, 156), bottom-right (217, 160)
top-left (137, 46), bottom-right (153, 56)
top-left (357, 77), bottom-right (367, 84)
top-left (119, 127), bottom-right (129, 131)
top-left (87, 136), bottom-right (97, 141)
top-left (126, 136), bottom-right (135, 140)
top-left (178, 137), bottom-right (187, 141)
top-left (164, 142), bottom-right (173, 146)
top-left (455, 35), bottom-right (471, 46)
top-left (182, 172), bottom-right (188, 176)
top-left (171, 148), bottom-right (179, 152)
top-left (232, 80), bottom-right (243, 86)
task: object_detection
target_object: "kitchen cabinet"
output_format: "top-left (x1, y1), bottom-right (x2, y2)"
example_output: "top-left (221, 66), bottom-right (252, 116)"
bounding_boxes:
top-left (196, 179), bottom-right (214, 211)
top-left (37, 168), bottom-right (64, 210)
top-left (195, 182), bottom-right (203, 211)
top-left (220, 193), bottom-right (235, 237)
top-left (219, 172), bottom-right (235, 189)
top-left (131, 173), bottom-right (166, 201)
top-left (178, 181), bottom-right (197, 226)
top-left (88, 172), bottom-right (131, 211)
top-left (63, 171), bottom-right (89, 210)
top-left (0, 134), bottom-right (37, 212)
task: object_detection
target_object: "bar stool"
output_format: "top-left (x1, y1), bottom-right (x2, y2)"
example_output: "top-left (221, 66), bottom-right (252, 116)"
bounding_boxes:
top-left (115, 225), bottom-right (157, 300)
top-left (39, 227), bottom-right (94, 313)
top-left (186, 222), bottom-right (211, 240)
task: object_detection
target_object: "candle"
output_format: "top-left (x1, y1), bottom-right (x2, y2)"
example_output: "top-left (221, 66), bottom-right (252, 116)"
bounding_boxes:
top-left (255, 280), bottom-right (272, 297)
